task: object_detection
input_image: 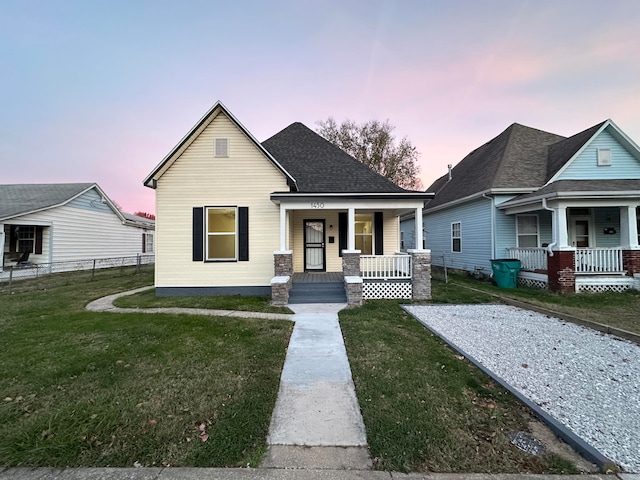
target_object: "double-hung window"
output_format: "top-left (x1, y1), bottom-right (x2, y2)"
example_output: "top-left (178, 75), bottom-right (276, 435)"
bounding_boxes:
top-left (17, 226), bottom-right (36, 253)
top-left (451, 222), bottom-right (461, 252)
top-left (206, 207), bottom-right (237, 260)
top-left (143, 233), bottom-right (154, 253)
top-left (355, 214), bottom-right (373, 255)
top-left (516, 215), bottom-right (539, 248)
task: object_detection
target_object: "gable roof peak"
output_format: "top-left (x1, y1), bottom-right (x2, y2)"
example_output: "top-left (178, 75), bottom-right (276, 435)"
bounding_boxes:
top-left (144, 101), bottom-right (297, 189)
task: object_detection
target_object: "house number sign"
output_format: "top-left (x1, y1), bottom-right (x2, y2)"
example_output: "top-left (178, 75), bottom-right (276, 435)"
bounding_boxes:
top-left (311, 202), bottom-right (325, 209)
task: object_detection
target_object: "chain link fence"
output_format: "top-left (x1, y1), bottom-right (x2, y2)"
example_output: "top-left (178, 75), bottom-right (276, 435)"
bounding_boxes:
top-left (0, 254), bottom-right (154, 294)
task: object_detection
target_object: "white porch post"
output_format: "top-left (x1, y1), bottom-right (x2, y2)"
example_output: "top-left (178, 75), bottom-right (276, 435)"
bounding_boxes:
top-left (555, 206), bottom-right (570, 249)
top-left (279, 205), bottom-right (287, 251)
top-left (620, 205), bottom-right (640, 249)
top-left (348, 207), bottom-right (355, 251)
top-left (414, 206), bottom-right (423, 250)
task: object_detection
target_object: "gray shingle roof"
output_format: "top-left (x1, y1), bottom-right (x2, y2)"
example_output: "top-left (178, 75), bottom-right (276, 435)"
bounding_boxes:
top-left (545, 121), bottom-right (606, 182)
top-left (425, 123), bottom-right (565, 209)
top-left (0, 183), bottom-right (94, 220)
top-left (262, 122), bottom-right (408, 193)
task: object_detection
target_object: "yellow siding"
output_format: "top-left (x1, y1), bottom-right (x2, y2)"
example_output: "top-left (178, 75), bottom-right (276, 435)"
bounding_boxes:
top-left (383, 212), bottom-right (400, 254)
top-left (155, 113), bottom-right (289, 288)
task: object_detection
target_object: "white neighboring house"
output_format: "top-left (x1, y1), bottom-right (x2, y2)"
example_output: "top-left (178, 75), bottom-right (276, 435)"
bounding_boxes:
top-left (1, 183), bottom-right (155, 273)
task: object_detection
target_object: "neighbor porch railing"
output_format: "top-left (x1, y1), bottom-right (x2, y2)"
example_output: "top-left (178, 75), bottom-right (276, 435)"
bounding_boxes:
top-left (575, 248), bottom-right (624, 273)
top-left (506, 247), bottom-right (547, 271)
top-left (360, 254), bottom-right (412, 279)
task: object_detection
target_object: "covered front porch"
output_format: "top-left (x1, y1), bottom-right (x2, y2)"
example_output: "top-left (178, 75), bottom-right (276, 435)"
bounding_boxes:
top-left (499, 198), bottom-right (640, 293)
top-left (1, 223), bottom-right (49, 272)
top-left (269, 192), bottom-right (432, 304)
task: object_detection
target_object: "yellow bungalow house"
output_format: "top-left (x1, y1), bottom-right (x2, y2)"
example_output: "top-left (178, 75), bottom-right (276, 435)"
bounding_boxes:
top-left (144, 102), bottom-right (433, 304)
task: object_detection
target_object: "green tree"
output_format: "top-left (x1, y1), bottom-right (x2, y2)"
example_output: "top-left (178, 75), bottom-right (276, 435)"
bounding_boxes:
top-left (316, 117), bottom-right (423, 190)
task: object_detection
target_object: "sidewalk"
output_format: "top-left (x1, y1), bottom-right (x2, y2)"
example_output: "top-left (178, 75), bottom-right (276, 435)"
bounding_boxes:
top-left (0, 467), bottom-right (631, 480)
top-left (262, 303), bottom-right (370, 470)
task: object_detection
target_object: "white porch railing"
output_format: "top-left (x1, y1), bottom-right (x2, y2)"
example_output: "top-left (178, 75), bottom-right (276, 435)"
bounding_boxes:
top-left (575, 248), bottom-right (624, 273)
top-left (360, 254), bottom-right (412, 279)
top-left (506, 247), bottom-right (547, 271)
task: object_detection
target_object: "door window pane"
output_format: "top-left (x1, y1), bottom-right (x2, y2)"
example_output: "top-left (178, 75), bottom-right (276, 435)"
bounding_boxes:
top-left (575, 220), bottom-right (589, 248)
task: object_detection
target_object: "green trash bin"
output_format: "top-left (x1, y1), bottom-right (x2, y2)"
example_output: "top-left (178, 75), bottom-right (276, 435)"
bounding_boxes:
top-left (490, 259), bottom-right (521, 288)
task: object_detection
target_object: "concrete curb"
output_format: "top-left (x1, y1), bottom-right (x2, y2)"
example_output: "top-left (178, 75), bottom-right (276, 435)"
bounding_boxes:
top-left (0, 467), bottom-right (625, 479)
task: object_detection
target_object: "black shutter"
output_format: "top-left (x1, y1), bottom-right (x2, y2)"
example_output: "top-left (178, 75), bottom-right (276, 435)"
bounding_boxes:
top-left (374, 211), bottom-right (384, 255)
top-left (35, 227), bottom-right (43, 254)
top-left (9, 226), bottom-right (16, 253)
top-left (238, 207), bottom-right (249, 261)
top-left (142, 233), bottom-right (146, 253)
top-left (192, 207), bottom-right (204, 261)
top-left (338, 212), bottom-right (347, 257)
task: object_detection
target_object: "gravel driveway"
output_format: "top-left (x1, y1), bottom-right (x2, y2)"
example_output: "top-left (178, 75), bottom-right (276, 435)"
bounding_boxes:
top-left (404, 304), bottom-right (639, 473)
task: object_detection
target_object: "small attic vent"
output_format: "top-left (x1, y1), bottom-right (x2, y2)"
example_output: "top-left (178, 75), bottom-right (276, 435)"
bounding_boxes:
top-left (214, 138), bottom-right (229, 157)
top-left (597, 148), bottom-right (611, 166)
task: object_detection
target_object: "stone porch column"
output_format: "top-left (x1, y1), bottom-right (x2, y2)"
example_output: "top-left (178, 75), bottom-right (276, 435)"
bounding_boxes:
top-left (272, 250), bottom-right (293, 305)
top-left (547, 250), bottom-right (575, 294)
top-left (342, 249), bottom-right (362, 305)
top-left (409, 249), bottom-right (431, 300)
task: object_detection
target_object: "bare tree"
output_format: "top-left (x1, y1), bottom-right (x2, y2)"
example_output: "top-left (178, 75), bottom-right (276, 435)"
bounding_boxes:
top-left (133, 211), bottom-right (156, 220)
top-left (316, 117), bottom-right (423, 190)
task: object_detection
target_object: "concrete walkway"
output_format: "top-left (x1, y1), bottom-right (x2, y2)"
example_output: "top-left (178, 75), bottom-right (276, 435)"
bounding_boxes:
top-left (85, 286), bottom-right (294, 321)
top-left (262, 303), bottom-right (370, 469)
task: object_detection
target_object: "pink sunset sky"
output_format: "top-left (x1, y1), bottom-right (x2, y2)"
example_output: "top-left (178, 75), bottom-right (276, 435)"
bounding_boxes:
top-left (2, 0), bottom-right (639, 215)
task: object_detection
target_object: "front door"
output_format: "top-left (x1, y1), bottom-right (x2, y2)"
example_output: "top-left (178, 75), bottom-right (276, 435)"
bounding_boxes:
top-left (570, 218), bottom-right (592, 247)
top-left (304, 220), bottom-right (325, 271)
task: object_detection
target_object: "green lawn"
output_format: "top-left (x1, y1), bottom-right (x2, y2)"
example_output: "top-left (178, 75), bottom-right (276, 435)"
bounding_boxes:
top-left (340, 299), bottom-right (580, 474)
top-left (0, 272), bottom-right (292, 468)
top-left (114, 287), bottom-right (292, 314)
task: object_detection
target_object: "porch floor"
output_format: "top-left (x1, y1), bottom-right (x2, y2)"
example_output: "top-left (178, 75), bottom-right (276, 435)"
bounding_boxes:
top-left (292, 272), bottom-right (344, 283)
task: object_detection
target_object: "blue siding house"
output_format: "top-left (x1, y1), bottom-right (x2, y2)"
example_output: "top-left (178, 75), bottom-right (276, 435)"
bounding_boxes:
top-left (402, 120), bottom-right (640, 293)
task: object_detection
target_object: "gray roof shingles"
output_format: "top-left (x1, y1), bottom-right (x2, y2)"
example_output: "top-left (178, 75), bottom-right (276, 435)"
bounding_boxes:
top-left (425, 123), bottom-right (565, 209)
top-left (0, 183), bottom-right (94, 220)
top-left (545, 121), bottom-right (606, 182)
top-left (262, 122), bottom-right (409, 193)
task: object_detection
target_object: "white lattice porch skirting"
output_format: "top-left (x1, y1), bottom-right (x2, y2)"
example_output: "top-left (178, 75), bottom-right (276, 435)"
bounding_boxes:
top-left (363, 279), bottom-right (412, 299)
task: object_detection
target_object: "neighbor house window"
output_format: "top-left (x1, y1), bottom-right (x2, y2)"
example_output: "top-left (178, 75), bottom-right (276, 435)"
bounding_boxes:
top-left (451, 222), bottom-right (461, 252)
top-left (143, 233), bottom-right (154, 253)
top-left (355, 214), bottom-right (373, 255)
top-left (214, 138), bottom-right (229, 157)
top-left (206, 207), bottom-right (236, 260)
top-left (17, 226), bottom-right (35, 253)
top-left (400, 230), bottom-right (405, 250)
top-left (597, 148), bottom-right (612, 166)
top-left (517, 215), bottom-right (539, 248)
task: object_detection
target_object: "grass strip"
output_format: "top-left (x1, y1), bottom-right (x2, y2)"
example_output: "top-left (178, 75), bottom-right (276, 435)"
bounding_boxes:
top-left (114, 288), bottom-right (292, 314)
top-left (340, 298), bottom-right (579, 473)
